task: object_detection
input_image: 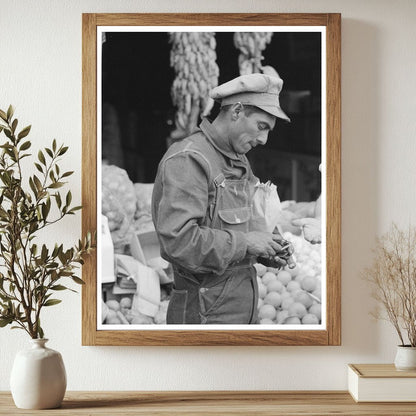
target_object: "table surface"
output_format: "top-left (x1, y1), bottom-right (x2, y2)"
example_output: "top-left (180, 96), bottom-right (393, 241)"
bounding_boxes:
top-left (1, 391), bottom-right (416, 415)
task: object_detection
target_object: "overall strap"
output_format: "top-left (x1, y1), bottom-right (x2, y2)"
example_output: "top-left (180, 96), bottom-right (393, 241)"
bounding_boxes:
top-left (213, 173), bottom-right (226, 188)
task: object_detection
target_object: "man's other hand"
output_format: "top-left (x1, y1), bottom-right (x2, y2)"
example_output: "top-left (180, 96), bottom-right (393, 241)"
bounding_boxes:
top-left (246, 231), bottom-right (284, 257)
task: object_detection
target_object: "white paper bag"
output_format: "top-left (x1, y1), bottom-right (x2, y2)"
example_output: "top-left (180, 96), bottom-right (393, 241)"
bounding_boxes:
top-left (131, 261), bottom-right (161, 318)
top-left (251, 181), bottom-right (282, 233)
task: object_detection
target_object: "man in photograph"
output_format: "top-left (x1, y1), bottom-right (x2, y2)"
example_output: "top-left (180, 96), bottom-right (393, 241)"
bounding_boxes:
top-left (152, 73), bottom-right (291, 324)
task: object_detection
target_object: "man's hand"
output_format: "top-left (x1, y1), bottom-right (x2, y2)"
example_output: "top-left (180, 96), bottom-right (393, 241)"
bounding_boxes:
top-left (292, 217), bottom-right (321, 244)
top-left (257, 255), bottom-right (288, 269)
top-left (245, 231), bottom-right (285, 258)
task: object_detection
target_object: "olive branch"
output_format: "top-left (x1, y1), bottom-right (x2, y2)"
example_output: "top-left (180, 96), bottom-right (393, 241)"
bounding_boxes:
top-left (0, 105), bottom-right (95, 339)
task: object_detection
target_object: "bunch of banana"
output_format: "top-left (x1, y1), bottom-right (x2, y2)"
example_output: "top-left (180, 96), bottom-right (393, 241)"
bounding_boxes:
top-left (234, 32), bottom-right (273, 75)
top-left (169, 32), bottom-right (219, 140)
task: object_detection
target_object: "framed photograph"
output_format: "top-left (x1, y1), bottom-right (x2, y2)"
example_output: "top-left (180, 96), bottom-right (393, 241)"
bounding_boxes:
top-left (82, 13), bottom-right (341, 346)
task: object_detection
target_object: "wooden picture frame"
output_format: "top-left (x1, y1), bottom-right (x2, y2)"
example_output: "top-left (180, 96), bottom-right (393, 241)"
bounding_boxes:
top-left (82, 13), bottom-right (341, 346)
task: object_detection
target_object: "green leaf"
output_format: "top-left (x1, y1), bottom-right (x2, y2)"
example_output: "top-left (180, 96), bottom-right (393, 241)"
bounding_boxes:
top-left (65, 191), bottom-right (72, 207)
top-left (0, 142), bottom-right (12, 149)
top-left (0, 317), bottom-right (13, 327)
top-left (48, 182), bottom-right (64, 189)
top-left (58, 250), bottom-right (66, 264)
top-left (61, 171), bottom-right (74, 178)
top-left (29, 222), bottom-right (39, 234)
top-left (52, 139), bottom-right (57, 152)
top-left (38, 150), bottom-right (46, 165)
top-left (43, 299), bottom-right (62, 307)
top-left (69, 206), bottom-right (82, 213)
top-left (4, 129), bottom-right (12, 140)
top-left (29, 176), bottom-right (38, 196)
top-left (34, 162), bottom-right (43, 173)
top-left (6, 105), bottom-right (14, 121)
top-left (41, 202), bottom-right (50, 220)
top-left (17, 125), bottom-right (31, 140)
top-left (1, 172), bottom-right (10, 186)
top-left (41, 244), bottom-right (48, 262)
top-left (33, 175), bottom-right (42, 192)
top-left (38, 190), bottom-right (47, 200)
top-left (50, 285), bottom-right (68, 291)
top-left (72, 276), bottom-right (85, 285)
top-left (55, 192), bottom-right (62, 208)
top-left (31, 244), bottom-right (38, 256)
top-left (45, 148), bottom-right (53, 158)
top-left (38, 325), bottom-right (44, 339)
top-left (19, 140), bottom-right (31, 151)
top-left (0, 109), bottom-right (7, 121)
top-left (11, 118), bottom-right (18, 133)
top-left (58, 146), bottom-right (68, 156)
top-left (51, 244), bottom-right (59, 257)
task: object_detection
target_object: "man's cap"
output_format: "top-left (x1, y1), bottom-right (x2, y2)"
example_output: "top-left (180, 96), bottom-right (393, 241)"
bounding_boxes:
top-left (210, 73), bottom-right (290, 122)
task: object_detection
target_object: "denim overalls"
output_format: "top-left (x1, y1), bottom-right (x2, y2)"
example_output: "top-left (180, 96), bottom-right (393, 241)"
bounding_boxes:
top-left (153, 120), bottom-right (259, 324)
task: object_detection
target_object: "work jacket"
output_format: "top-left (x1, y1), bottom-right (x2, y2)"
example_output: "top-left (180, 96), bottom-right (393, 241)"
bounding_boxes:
top-left (152, 118), bottom-right (259, 324)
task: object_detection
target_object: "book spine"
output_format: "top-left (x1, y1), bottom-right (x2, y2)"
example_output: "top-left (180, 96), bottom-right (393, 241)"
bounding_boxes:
top-left (347, 366), bottom-right (359, 402)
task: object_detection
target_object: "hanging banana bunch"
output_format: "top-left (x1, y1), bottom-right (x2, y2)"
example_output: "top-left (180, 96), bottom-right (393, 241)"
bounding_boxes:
top-left (169, 32), bottom-right (219, 140)
top-left (234, 32), bottom-right (273, 75)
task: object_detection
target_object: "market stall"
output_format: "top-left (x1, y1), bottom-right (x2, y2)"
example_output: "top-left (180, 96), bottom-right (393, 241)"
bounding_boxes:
top-left (100, 30), bottom-right (322, 326)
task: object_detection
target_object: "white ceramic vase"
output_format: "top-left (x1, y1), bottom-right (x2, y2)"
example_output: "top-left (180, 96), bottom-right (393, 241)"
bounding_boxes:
top-left (394, 345), bottom-right (416, 371)
top-left (10, 338), bottom-right (67, 409)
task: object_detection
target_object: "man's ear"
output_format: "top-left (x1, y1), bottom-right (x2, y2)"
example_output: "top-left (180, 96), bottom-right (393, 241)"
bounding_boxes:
top-left (231, 102), bottom-right (244, 120)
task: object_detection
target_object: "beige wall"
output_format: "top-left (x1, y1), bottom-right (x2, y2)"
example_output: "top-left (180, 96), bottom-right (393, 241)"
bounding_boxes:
top-left (1, 0), bottom-right (416, 390)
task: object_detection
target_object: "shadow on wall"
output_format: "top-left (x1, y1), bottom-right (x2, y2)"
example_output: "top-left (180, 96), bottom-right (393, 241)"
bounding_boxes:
top-left (341, 19), bottom-right (381, 356)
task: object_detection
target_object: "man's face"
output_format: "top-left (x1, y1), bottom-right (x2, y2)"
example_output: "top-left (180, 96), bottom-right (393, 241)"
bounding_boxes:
top-left (229, 107), bottom-right (276, 154)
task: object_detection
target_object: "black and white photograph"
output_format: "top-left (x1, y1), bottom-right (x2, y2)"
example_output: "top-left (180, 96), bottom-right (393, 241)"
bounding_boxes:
top-left (97, 26), bottom-right (326, 330)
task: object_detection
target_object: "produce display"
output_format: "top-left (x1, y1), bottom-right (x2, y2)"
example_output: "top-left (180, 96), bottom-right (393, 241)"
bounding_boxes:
top-left (255, 232), bottom-right (322, 325)
top-left (103, 292), bottom-right (170, 325)
top-left (101, 31), bottom-right (322, 326)
top-left (102, 228), bottom-right (322, 326)
top-left (169, 32), bottom-right (219, 139)
top-left (133, 183), bottom-right (155, 233)
top-left (102, 165), bottom-right (136, 252)
top-left (234, 32), bottom-right (273, 75)
top-left (101, 166), bottom-right (321, 326)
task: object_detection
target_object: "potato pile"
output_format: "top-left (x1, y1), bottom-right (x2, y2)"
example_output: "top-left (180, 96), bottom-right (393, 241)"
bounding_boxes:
top-left (256, 232), bottom-right (322, 325)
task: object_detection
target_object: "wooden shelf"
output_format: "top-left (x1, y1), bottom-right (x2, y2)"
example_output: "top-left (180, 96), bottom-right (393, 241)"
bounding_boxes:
top-left (2, 391), bottom-right (416, 415)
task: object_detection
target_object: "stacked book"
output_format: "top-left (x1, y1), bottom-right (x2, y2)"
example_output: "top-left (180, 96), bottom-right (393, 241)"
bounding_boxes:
top-left (348, 364), bottom-right (416, 402)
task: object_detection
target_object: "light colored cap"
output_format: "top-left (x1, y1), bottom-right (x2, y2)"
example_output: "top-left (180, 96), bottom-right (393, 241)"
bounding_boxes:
top-left (210, 73), bottom-right (290, 122)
